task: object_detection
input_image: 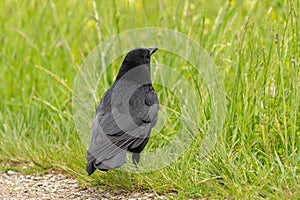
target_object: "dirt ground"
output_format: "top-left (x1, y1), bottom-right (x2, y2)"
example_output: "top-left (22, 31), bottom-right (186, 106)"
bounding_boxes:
top-left (0, 170), bottom-right (163, 200)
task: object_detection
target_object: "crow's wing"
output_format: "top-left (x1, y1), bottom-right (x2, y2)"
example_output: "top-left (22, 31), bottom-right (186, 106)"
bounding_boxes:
top-left (86, 103), bottom-right (139, 173)
top-left (129, 86), bottom-right (159, 127)
top-left (127, 86), bottom-right (159, 151)
top-left (87, 85), bottom-right (158, 172)
top-left (145, 89), bottom-right (159, 128)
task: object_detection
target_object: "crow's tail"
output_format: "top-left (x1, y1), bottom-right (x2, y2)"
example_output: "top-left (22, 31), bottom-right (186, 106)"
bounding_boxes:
top-left (86, 150), bottom-right (127, 175)
top-left (86, 152), bottom-right (97, 175)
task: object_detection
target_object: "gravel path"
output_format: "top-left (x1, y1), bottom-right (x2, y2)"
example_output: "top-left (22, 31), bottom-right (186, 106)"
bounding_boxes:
top-left (0, 170), bottom-right (163, 200)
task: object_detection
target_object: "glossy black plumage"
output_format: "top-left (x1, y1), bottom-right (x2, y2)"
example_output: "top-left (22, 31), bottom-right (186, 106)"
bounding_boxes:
top-left (86, 47), bottom-right (159, 175)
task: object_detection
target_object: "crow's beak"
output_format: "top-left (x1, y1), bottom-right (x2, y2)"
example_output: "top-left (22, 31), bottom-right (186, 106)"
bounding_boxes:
top-left (148, 46), bottom-right (158, 56)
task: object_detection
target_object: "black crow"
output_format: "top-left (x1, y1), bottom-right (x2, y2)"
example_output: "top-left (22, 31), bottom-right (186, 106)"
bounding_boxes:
top-left (86, 47), bottom-right (159, 175)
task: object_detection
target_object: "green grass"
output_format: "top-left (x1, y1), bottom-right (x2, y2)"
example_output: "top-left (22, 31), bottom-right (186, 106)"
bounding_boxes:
top-left (1, 0), bottom-right (300, 199)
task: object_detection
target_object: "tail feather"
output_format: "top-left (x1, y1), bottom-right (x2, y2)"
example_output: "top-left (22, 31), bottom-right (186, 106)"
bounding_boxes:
top-left (86, 152), bottom-right (97, 175)
top-left (86, 150), bottom-right (127, 175)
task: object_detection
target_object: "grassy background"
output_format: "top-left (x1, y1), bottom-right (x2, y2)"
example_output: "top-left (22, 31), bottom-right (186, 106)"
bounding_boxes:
top-left (1, 0), bottom-right (299, 198)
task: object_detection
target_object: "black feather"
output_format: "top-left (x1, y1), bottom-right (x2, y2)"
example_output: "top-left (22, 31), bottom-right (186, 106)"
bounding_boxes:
top-left (86, 47), bottom-right (159, 175)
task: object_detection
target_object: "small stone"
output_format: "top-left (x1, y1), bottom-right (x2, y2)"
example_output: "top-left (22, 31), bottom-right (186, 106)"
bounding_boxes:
top-left (103, 193), bottom-right (111, 198)
top-left (13, 186), bottom-right (22, 191)
top-left (33, 176), bottom-right (41, 181)
top-left (131, 193), bottom-right (142, 198)
top-left (7, 170), bottom-right (16, 175)
top-left (146, 193), bottom-right (154, 197)
top-left (74, 192), bottom-right (81, 196)
top-left (36, 182), bottom-right (43, 186)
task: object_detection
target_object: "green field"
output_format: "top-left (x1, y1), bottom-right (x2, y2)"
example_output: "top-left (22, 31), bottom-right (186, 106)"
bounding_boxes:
top-left (1, 0), bottom-right (299, 199)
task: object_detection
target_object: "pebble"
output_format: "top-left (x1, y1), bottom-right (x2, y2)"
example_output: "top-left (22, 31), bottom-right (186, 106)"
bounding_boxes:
top-left (7, 170), bottom-right (16, 175)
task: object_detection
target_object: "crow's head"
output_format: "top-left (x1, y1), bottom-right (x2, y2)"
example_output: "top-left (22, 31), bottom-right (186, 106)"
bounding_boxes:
top-left (123, 46), bottom-right (157, 67)
top-left (116, 46), bottom-right (157, 80)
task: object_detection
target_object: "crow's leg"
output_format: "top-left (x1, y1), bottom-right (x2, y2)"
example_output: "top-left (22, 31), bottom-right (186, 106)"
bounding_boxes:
top-left (132, 153), bottom-right (140, 168)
